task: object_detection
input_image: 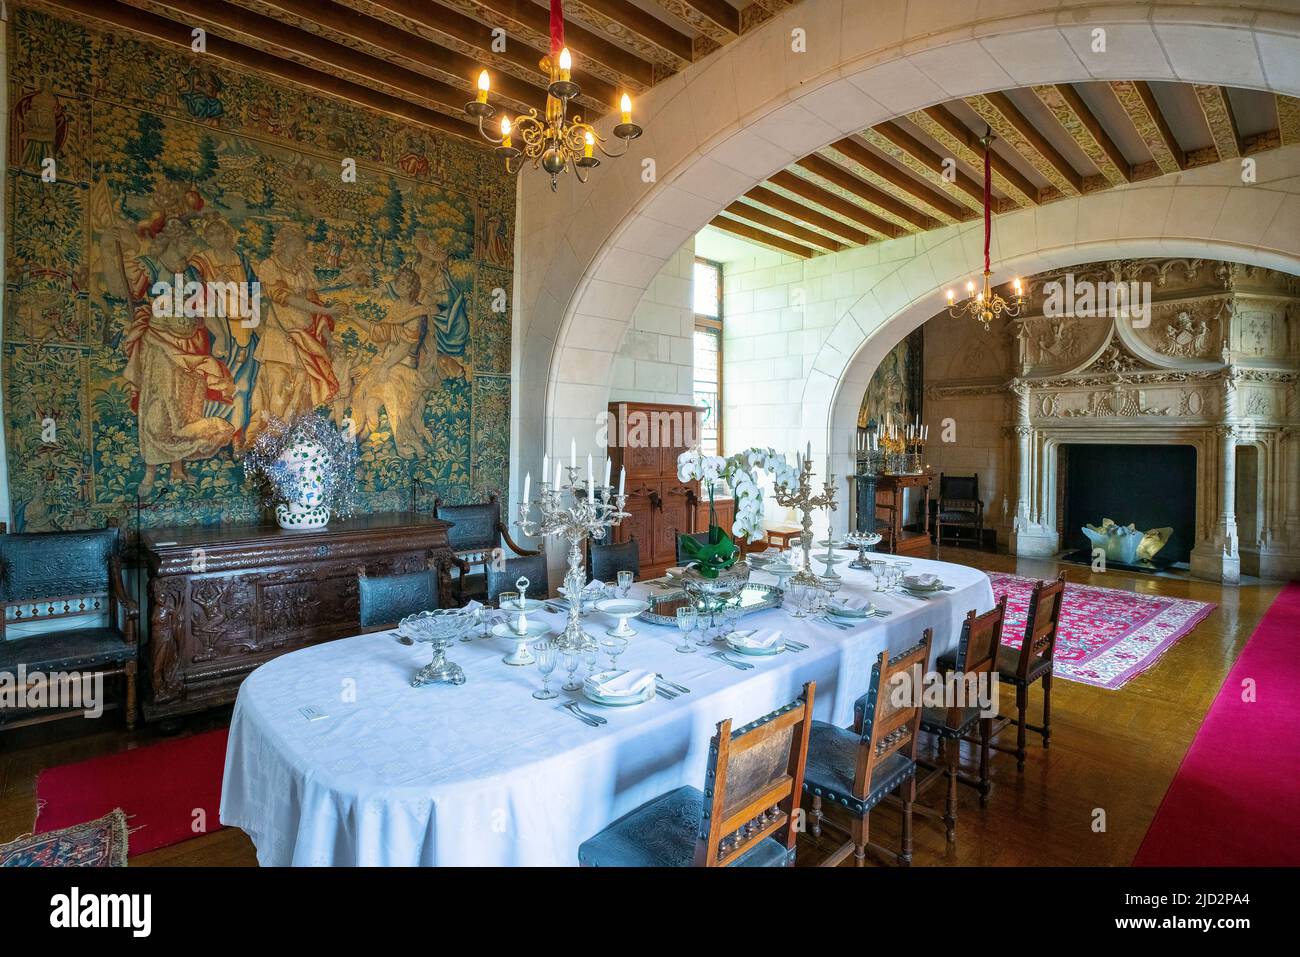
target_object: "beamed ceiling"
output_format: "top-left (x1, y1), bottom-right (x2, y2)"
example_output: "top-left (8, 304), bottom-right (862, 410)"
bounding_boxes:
top-left (711, 82), bottom-right (1300, 258)
top-left (26, 0), bottom-right (801, 139)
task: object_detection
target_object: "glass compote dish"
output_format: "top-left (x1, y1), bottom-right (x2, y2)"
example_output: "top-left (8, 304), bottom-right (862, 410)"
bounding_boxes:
top-left (399, 609), bottom-right (474, 687)
top-left (846, 530), bottom-right (883, 570)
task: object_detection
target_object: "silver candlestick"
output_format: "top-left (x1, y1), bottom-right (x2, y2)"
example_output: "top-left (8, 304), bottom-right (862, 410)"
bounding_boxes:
top-left (517, 478), bottom-right (629, 650)
top-left (772, 456), bottom-right (839, 589)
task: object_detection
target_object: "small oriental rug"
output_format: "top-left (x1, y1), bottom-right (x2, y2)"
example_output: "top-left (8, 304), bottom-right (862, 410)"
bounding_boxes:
top-left (987, 572), bottom-right (1216, 690)
top-left (1, 808), bottom-right (128, 866)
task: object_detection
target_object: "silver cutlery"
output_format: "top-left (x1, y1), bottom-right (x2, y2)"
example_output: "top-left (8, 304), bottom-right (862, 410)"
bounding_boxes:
top-left (560, 703), bottom-right (600, 727)
top-left (655, 673), bottom-right (690, 694)
top-left (709, 650), bottom-right (755, 671)
top-left (567, 701), bottom-right (608, 725)
top-left (784, 638), bottom-right (809, 651)
top-left (816, 615), bottom-right (853, 630)
top-left (653, 682), bottom-right (678, 699)
top-left (395, 632), bottom-right (413, 645)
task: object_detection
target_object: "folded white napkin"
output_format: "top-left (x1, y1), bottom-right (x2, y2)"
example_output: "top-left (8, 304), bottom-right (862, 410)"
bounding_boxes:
top-left (831, 595), bottom-right (868, 611)
top-left (587, 669), bottom-right (655, 697)
top-left (904, 573), bottom-right (941, 589)
top-left (559, 581), bottom-right (606, 601)
top-left (729, 629), bottom-right (783, 650)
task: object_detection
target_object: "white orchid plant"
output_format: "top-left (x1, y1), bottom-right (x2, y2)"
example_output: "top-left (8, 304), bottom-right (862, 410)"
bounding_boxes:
top-left (676, 447), bottom-right (798, 574)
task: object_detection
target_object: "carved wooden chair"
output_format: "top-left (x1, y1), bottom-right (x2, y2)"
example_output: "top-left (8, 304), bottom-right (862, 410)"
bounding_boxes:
top-left (587, 536), bottom-right (639, 584)
top-left (434, 493), bottom-right (540, 605)
top-left (935, 473), bottom-right (984, 548)
top-left (939, 573), bottom-right (1065, 771)
top-left (0, 521), bottom-right (139, 731)
top-left (578, 682), bottom-right (815, 866)
top-left (907, 598), bottom-right (1006, 844)
top-left (803, 632), bottom-right (932, 866)
top-left (486, 551), bottom-right (550, 606)
top-left (357, 559), bottom-right (441, 633)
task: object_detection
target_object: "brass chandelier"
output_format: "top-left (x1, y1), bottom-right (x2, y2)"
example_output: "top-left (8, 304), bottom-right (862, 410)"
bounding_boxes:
top-left (465, 0), bottom-right (642, 191)
top-left (946, 129), bottom-right (1025, 329)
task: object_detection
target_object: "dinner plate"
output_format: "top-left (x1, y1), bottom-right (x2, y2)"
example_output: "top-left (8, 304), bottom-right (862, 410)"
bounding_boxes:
top-left (827, 602), bottom-right (875, 619)
top-left (903, 580), bottom-right (945, 593)
top-left (582, 684), bottom-right (656, 707)
top-left (759, 562), bottom-right (796, 576)
top-left (724, 634), bottom-right (786, 656)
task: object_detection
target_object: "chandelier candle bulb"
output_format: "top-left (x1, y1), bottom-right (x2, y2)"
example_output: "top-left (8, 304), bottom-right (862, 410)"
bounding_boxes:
top-left (558, 47), bottom-right (572, 81)
top-left (476, 69), bottom-right (490, 103)
top-left (500, 116), bottom-right (512, 148)
top-left (584, 131), bottom-right (594, 158)
top-left (620, 93), bottom-right (632, 124)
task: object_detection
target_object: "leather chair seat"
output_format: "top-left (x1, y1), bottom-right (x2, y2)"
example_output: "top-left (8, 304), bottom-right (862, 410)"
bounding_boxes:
top-left (919, 705), bottom-right (982, 738)
top-left (0, 626), bottom-right (131, 674)
top-left (938, 645), bottom-right (1053, 686)
top-left (937, 509), bottom-right (978, 523)
top-left (801, 721), bottom-right (916, 815)
top-left (578, 785), bottom-right (794, 867)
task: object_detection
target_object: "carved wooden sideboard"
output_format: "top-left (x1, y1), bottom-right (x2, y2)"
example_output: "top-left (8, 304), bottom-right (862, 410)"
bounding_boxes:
top-left (140, 512), bottom-right (453, 722)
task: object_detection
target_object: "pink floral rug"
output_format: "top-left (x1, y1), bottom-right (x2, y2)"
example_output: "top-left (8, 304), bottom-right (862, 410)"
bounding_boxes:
top-left (988, 573), bottom-right (1216, 690)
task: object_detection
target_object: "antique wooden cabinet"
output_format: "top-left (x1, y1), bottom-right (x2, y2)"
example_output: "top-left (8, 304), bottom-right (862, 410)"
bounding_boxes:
top-left (606, 401), bottom-right (701, 579)
top-left (140, 512), bottom-right (452, 722)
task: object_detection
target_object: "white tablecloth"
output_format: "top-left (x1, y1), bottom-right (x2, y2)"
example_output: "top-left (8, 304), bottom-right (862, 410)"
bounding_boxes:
top-left (220, 556), bottom-right (994, 866)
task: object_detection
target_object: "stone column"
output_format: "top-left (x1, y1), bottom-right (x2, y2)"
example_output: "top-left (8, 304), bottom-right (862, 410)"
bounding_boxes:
top-left (1008, 379), bottom-right (1056, 557)
top-left (1193, 367), bottom-right (1241, 582)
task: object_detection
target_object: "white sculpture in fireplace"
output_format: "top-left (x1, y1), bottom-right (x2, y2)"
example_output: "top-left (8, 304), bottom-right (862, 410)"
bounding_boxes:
top-left (1082, 519), bottom-right (1173, 565)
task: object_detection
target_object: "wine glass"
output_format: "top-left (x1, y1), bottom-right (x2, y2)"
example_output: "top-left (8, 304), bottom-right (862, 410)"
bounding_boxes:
top-left (582, 639), bottom-right (600, 677)
top-left (617, 570), bottom-right (633, 598)
top-left (675, 606), bottom-right (698, 655)
top-left (532, 641), bottom-right (558, 700)
top-left (697, 601), bottom-right (719, 646)
top-left (561, 647), bottom-right (583, 691)
top-left (789, 583), bottom-right (809, 618)
top-left (601, 636), bottom-right (628, 670)
top-left (721, 602), bottom-right (743, 641)
top-left (869, 561), bottom-right (887, 591)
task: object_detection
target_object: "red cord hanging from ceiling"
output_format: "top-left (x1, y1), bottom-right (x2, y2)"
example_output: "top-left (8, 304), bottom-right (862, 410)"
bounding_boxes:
top-left (983, 134), bottom-right (992, 276)
top-left (550, 0), bottom-right (565, 57)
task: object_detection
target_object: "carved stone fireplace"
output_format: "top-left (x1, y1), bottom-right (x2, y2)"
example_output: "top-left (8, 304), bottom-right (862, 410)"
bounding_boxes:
top-left (924, 258), bottom-right (1300, 584)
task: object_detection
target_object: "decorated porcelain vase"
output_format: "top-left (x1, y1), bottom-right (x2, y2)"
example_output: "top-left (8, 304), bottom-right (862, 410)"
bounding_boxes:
top-left (274, 441), bottom-right (332, 529)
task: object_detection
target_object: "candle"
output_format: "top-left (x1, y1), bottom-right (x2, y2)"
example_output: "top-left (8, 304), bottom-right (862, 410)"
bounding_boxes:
top-left (583, 131), bottom-right (594, 158)
top-left (618, 466), bottom-right (625, 497)
top-left (620, 93), bottom-right (632, 125)
top-left (476, 69), bottom-right (490, 104)
top-left (500, 116), bottom-right (512, 148)
top-left (587, 453), bottom-right (593, 490)
top-left (523, 472), bottom-right (530, 504)
top-left (604, 456), bottom-right (611, 488)
top-left (555, 462), bottom-right (562, 489)
top-left (570, 438), bottom-right (576, 469)
top-left (542, 454), bottom-right (549, 484)
top-left (558, 47), bottom-right (572, 81)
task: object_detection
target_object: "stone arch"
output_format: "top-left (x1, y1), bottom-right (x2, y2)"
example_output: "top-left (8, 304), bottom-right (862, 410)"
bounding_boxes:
top-left (518, 0), bottom-right (1300, 521)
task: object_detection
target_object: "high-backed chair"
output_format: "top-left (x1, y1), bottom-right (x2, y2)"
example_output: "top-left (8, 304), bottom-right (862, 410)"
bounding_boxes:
top-left (486, 551), bottom-right (549, 605)
top-left (579, 682), bottom-right (816, 866)
top-left (939, 573), bottom-right (1065, 771)
top-left (0, 522), bottom-right (138, 730)
top-left (587, 537), bottom-right (639, 584)
top-left (935, 473), bottom-right (983, 548)
top-left (357, 561), bottom-right (441, 632)
top-left (910, 598), bottom-right (1006, 844)
top-left (803, 632), bottom-right (932, 867)
top-left (434, 493), bottom-right (539, 604)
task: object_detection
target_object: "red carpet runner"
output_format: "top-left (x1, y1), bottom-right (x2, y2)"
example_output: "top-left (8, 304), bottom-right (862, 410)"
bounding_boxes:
top-left (1134, 582), bottom-right (1300, 865)
top-left (35, 728), bottom-right (228, 858)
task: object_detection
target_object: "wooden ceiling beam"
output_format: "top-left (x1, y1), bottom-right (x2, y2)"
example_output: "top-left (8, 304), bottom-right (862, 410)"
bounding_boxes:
top-left (454, 0), bottom-right (655, 91)
top-left (221, 0), bottom-right (565, 114)
top-left (1109, 80), bottom-right (1186, 175)
top-left (655, 0), bottom-right (740, 44)
top-left (910, 106), bottom-right (1040, 206)
top-left (965, 91), bottom-right (1084, 195)
top-left (1030, 83), bottom-right (1131, 185)
top-left (344, 0), bottom-right (620, 111)
top-left (768, 170), bottom-right (904, 240)
top-left (34, 0), bottom-right (479, 138)
top-left (118, 0), bottom-right (537, 117)
top-left (743, 186), bottom-right (871, 245)
top-left (864, 122), bottom-right (986, 212)
top-left (709, 216), bottom-right (815, 258)
top-left (794, 155), bottom-right (935, 231)
top-left (723, 201), bottom-right (846, 252)
top-left (1192, 84), bottom-right (1243, 160)
top-left (564, 0), bottom-right (694, 72)
top-left (826, 136), bottom-right (972, 223)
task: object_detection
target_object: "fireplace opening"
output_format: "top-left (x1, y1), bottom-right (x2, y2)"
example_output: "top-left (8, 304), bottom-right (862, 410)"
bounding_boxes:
top-left (1061, 443), bottom-right (1197, 568)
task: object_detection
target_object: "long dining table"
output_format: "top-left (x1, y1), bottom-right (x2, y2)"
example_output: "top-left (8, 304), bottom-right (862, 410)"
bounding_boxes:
top-left (219, 555), bottom-right (995, 866)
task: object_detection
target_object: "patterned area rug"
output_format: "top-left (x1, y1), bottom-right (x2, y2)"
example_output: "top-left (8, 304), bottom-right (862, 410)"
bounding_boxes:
top-left (0, 809), bottom-right (128, 866)
top-left (988, 573), bottom-right (1216, 690)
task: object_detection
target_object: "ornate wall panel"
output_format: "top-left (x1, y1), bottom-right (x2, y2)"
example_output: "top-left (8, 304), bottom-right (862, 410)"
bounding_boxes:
top-left (4, 8), bottom-right (515, 532)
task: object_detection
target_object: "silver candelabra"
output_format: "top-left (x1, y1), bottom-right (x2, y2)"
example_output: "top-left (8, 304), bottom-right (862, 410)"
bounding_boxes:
top-left (772, 456), bottom-right (839, 588)
top-left (517, 467), bottom-right (629, 649)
